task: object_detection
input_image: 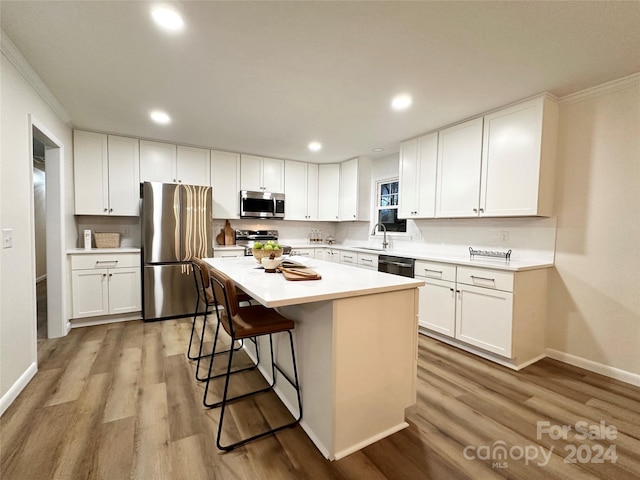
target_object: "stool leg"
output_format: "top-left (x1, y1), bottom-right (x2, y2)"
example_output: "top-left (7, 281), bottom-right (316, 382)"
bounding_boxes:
top-left (215, 330), bottom-right (302, 451)
top-left (186, 298), bottom-right (202, 360)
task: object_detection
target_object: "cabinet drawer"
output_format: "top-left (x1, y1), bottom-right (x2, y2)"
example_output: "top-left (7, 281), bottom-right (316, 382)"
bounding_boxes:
top-left (456, 266), bottom-right (513, 292)
top-left (357, 253), bottom-right (378, 269)
top-left (415, 260), bottom-right (456, 281)
top-left (71, 253), bottom-right (140, 270)
top-left (339, 251), bottom-right (357, 264)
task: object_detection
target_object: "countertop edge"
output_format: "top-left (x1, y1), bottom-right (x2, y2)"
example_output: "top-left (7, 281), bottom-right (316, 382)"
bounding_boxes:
top-left (67, 247), bottom-right (141, 254)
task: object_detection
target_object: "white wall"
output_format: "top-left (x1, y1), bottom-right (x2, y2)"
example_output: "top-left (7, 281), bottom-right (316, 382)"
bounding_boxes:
top-left (547, 76), bottom-right (640, 378)
top-left (33, 163), bottom-right (47, 279)
top-left (0, 40), bottom-right (73, 410)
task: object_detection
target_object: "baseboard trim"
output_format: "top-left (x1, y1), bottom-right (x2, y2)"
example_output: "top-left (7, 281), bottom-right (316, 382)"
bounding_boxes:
top-left (546, 349), bottom-right (640, 387)
top-left (0, 362), bottom-right (38, 417)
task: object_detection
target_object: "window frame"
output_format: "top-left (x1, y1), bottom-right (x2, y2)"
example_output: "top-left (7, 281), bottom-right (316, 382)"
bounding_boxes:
top-left (370, 176), bottom-right (408, 237)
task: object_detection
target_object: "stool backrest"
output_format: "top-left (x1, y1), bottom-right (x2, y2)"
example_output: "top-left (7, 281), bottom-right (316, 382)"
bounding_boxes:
top-left (192, 258), bottom-right (215, 306)
top-left (209, 268), bottom-right (240, 336)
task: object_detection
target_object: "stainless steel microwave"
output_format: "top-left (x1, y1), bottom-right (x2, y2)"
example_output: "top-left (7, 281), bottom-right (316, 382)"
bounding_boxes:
top-left (240, 190), bottom-right (285, 219)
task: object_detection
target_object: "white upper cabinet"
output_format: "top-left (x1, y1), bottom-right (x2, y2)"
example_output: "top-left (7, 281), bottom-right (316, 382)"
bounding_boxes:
top-left (240, 154), bottom-right (284, 193)
top-left (480, 95), bottom-right (558, 217)
top-left (139, 140), bottom-right (176, 183)
top-left (318, 164), bottom-right (340, 221)
top-left (211, 150), bottom-right (241, 219)
top-left (434, 95), bottom-right (559, 218)
top-left (139, 141), bottom-right (210, 185)
top-left (339, 157), bottom-right (371, 221)
top-left (285, 160), bottom-right (318, 221)
top-left (435, 117), bottom-right (484, 218)
top-left (74, 130), bottom-right (140, 216)
top-left (398, 131), bottom-right (438, 218)
top-left (176, 145), bottom-right (210, 186)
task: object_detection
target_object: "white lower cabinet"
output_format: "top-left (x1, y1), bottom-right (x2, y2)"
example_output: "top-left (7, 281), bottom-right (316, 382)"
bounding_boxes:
top-left (339, 251), bottom-right (357, 266)
top-left (315, 248), bottom-right (339, 262)
top-left (415, 261), bottom-right (457, 336)
top-left (356, 252), bottom-right (378, 270)
top-left (70, 253), bottom-right (141, 319)
top-left (416, 260), bottom-right (547, 369)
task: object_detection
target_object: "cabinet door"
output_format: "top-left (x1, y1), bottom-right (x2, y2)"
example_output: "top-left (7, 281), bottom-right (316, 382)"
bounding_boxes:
top-left (339, 158), bottom-right (358, 220)
top-left (418, 279), bottom-right (456, 336)
top-left (240, 154), bottom-right (263, 191)
top-left (72, 269), bottom-right (108, 318)
top-left (314, 248), bottom-right (327, 261)
top-left (436, 118), bottom-right (483, 217)
top-left (140, 140), bottom-right (176, 183)
top-left (480, 98), bottom-right (543, 217)
top-left (177, 145), bottom-right (210, 186)
top-left (456, 284), bottom-right (513, 357)
top-left (108, 135), bottom-right (140, 216)
top-left (262, 157), bottom-right (285, 193)
top-left (306, 163), bottom-right (319, 220)
top-left (398, 138), bottom-right (418, 218)
top-left (318, 164), bottom-right (340, 221)
top-left (284, 160), bottom-right (308, 220)
top-left (417, 132), bottom-right (438, 217)
top-left (108, 267), bottom-right (141, 314)
top-left (74, 130), bottom-right (108, 215)
top-left (211, 150), bottom-right (240, 219)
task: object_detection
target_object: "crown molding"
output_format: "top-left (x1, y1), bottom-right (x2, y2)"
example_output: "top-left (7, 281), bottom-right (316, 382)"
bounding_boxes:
top-left (1, 29), bottom-right (72, 125)
top-left (560, 72), bottom-right (640, 106)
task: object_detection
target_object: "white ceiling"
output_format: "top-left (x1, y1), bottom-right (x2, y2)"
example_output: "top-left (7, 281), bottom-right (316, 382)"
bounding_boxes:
top-left (2, 1), bottom-right (639, 163)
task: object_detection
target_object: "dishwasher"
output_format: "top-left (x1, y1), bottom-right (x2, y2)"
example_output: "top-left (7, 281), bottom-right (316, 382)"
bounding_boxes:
top-left (377, 254), bottom-right (415, 278)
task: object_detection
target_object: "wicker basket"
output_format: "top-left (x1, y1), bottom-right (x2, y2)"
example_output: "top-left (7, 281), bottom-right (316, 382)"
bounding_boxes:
top-left (94, 232), bottom-right (121, 248)
top-left (252, 248), bottom-right (283, 262)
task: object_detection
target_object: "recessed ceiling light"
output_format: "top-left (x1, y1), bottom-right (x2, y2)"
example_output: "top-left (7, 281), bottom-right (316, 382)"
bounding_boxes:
top-left (151, 6), bottom-right (184, 32)
top-left (308, 141), bottom-right (322, 152)
top-left (150, 110), bottom-right (171, 125)
top-left (372, 147), bottom-right (385, 152)
top-left (391, 94), bottom-right (412, 111)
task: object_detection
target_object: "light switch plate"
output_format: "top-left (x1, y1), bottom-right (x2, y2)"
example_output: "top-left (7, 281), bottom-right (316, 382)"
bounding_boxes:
top-left (3, 229), bottom-right (13, 249)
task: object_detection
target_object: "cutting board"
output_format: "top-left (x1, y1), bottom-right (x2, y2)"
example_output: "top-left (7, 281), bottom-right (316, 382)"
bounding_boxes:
top-left (279, 267), bottom-right (322, 281)
top-left (216, 229), bottom-right (225, 245)
top-left (224, 220), bottom-right (235, 245)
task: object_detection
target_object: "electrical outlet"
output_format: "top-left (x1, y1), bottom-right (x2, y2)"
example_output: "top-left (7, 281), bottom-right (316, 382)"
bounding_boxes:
top-left (500, 231), bottom-right (509, 244)
top-left (3, 229), bottom-right (13, 249)
top-left (122, 228), bottom-right (129, 236)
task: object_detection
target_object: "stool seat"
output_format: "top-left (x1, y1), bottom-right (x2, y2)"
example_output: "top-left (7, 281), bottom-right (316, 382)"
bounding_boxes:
top-left (222, 305), bottom-right (294, 339)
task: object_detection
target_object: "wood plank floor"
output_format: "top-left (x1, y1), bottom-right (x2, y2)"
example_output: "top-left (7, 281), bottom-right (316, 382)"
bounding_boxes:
top-left (1, 318), bottom-right (639, 479)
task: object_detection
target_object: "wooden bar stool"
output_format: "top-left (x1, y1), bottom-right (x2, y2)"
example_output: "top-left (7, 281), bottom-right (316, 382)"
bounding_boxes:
top-left (205, 267), bottom-right (302, 451)
top-left (187, 258), bottom-right (253, 382)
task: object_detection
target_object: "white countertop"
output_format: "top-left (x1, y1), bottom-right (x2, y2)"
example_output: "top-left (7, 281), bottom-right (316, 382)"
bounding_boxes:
top-left (67, 247), bottom-right (141, 254)
top-left (204, 256), bottom-right (424, 308)
top-left (280, 244), bottom-right (552, 272)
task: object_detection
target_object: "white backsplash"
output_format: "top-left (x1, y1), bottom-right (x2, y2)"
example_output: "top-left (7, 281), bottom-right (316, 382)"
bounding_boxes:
top-left (335, 217), bottom-right (557, 264)
top-left (75, 216), bottom-right (141, 248)
top-left (212, 219), bottom-right (337, 246)
top-left (74, 214), bottom-right (556, 264)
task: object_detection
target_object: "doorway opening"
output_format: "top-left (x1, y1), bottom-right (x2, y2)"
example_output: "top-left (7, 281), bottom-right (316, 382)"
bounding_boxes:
top-left (33, 137), bottom-right (47, 339)
top-left (31, 121), bottom-right (66, 341)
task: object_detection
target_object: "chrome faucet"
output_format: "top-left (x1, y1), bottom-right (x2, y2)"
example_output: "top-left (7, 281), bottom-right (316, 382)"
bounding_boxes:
top-left (371, 223), bottom-right (389, 249)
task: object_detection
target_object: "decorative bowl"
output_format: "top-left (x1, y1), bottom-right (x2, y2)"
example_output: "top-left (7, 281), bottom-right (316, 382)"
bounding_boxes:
top-left (261, 257), bottom-right (282, 270)
top-left (252, 248), bottom-right (283, 262)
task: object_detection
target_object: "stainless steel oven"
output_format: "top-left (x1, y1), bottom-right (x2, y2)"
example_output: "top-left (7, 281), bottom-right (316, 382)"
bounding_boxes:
top-left (235, 230), bottom-right (291, 256)
top-left (240, 190), bottom-right (285, 219)
top-left (378, 254), bottom-right (415, 278)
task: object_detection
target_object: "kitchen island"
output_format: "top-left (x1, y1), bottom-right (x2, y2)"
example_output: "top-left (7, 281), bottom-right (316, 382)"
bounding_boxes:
top-left (204, 256), bottom-right (424, 460)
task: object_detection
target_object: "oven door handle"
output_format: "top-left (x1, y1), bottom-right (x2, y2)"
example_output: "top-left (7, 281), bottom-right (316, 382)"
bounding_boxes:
top-left (379, 260), bottom-right (413, 268)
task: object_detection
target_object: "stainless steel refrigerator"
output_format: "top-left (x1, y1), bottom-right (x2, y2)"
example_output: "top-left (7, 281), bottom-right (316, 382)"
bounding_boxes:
top-left (142, 182), bottom-right (212, 321)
